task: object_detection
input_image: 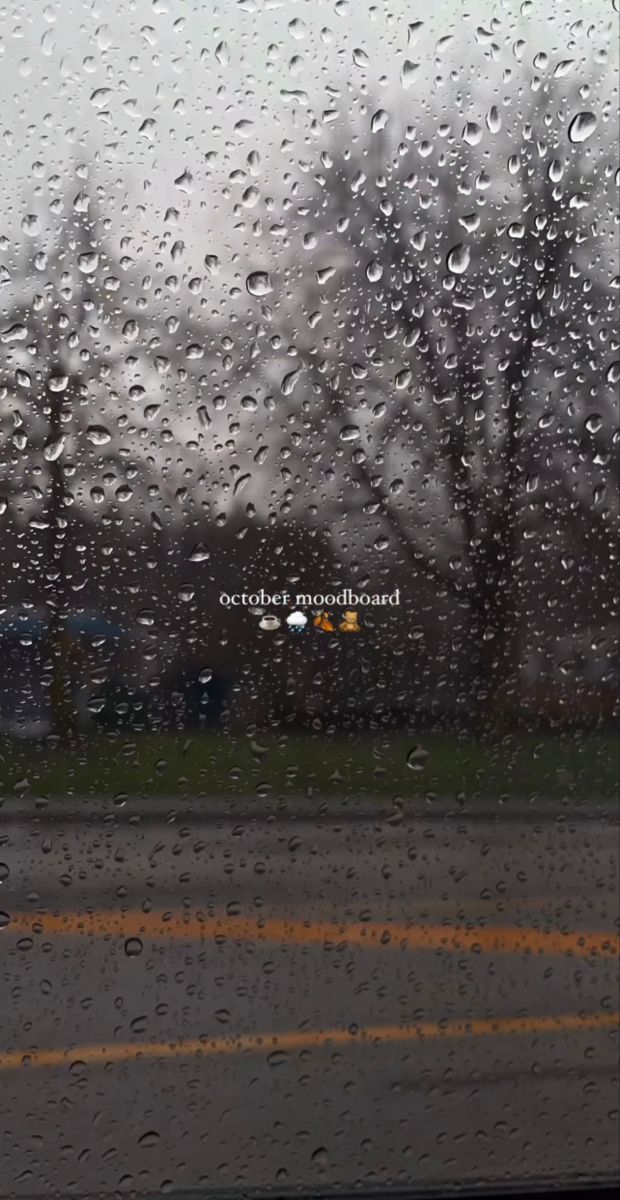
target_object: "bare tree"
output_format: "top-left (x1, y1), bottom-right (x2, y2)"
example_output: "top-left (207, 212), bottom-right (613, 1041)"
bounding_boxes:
top-left (258, 79), bottom-right (618, 722)
top-left (0, 178), bottom-right (167, 739)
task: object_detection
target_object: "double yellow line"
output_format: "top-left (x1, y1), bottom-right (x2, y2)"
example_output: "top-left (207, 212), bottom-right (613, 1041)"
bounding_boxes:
top-left (3, 909), bottom-right (618, 1074)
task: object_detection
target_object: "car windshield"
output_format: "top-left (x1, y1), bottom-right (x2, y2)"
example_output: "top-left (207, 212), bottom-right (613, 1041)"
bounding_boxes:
top-left (1, 0), bottom-right (618, 1196)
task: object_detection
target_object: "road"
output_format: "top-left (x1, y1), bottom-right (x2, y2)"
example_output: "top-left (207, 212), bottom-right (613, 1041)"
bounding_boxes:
top-left (0, 811), bottom-right (618, 1198)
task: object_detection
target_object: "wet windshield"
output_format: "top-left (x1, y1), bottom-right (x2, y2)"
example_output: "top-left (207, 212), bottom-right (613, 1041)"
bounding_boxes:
top-left (1, 0), bottom-right (618, 1196)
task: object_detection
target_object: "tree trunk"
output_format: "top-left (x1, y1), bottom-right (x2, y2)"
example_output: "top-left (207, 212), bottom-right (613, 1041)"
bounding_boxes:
top-left (45, 396), bottom-right (76, 744)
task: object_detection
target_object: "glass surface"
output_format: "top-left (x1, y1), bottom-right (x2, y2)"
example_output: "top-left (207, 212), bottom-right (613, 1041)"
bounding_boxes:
top-left (0, 0), bottom-right (618, 1195)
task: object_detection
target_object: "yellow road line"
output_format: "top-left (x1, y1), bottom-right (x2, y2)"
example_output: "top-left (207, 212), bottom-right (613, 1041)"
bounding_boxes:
top-left (6, 910), bottom-right (619, 959)
top-left (1, 1011), bottom-right (617, 1075)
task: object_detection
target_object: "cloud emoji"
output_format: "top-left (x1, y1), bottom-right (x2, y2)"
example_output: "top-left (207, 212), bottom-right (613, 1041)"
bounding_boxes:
top-left (286, 611), bottom-right (308, 632)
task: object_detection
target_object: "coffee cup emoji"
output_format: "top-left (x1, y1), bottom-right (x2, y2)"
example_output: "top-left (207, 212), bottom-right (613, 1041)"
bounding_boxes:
top-left (259, 614), bottom-right (281, 631)
top-left (339, 610), bottom-right (361, 632)
top-left (286, 611), bottom-right (308, 634)
top-left (313, 611), bottom-right (335, 632)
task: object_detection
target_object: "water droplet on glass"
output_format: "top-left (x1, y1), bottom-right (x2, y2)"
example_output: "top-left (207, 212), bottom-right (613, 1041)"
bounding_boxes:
top-left (281, 368), bottom-right (302, 396)
top-left (174, 169), bottom-right (194, 192)
top-left (78, 251), bottom-right (99, 274)
top-left (366, 259), bottom-right (383, 283)
top-left (1, 323), bottom-right (28, 343)
top-left (407, 745), bottom-right (429, 770)
top-left (462, 121), bottom-right (483, 146)
top-left (21, 214), bottom-right (41, 236)
top-left (407, 21), bottom-right (424, 45)
top-left (486, 105), bottom-right (501, 133)
top-left (48, 374), bottom-right (69, 392)
top-left (86, 425), bottom-right (112, 445)
top-left (124, 937), bottom-right (143, 958)
top-left (401, 60), bottom-right (419, 89)
top-left (446, 243), bottom-right (471, 274)
top-left (246, 271), bottom-right (273, 297)
top-left (568, 112), bottom-right (597, 143)
top-left (43, 435), bottom-right (65, 462)
top-left (138, 1130), bottom-right (160, 1148)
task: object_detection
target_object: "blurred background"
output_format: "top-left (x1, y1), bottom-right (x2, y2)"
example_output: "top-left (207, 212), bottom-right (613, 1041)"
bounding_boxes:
top-left (0, 0), bottom-right (618, 797)
top-left (1, 4), bottom-right (619, 1199)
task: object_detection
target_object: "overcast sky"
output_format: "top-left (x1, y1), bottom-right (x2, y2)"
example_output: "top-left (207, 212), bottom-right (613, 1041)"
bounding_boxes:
top-left (0, 0), bottom-right (616, 275)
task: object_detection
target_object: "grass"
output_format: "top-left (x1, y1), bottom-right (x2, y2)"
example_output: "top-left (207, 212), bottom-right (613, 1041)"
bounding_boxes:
top-left (0, 730), bottom-right (618, 808)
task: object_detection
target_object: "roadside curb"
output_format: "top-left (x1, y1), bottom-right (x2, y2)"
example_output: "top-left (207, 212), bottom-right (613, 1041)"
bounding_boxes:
top-left (1, 795), bottom-right (617, 825)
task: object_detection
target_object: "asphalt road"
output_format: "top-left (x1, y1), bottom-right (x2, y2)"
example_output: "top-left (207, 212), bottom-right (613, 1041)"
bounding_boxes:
top-left (0, 811), bottom-right (618, 1198)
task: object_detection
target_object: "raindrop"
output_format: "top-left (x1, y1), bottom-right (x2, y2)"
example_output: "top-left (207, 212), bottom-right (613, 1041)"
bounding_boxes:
top-left (78, 251), bottom-right (99, 273)
top-left (86, 425), bottom-right (112, 445)
top-left (606, 362), bottom-right (619, 385)
top-left (189, 542), bottom-right (210, 562)
top-left (73, 191), bottom-right (90, 213)
top-left (246, 271), bottom-right (273, 296)
top-left (486, 106), bottom-right (501, 133)
top-left (124, 937), bottom-right (143, 958)
top-left (21, 214), bottom-right (40, 236)
top-left (339, 425), bottom-right (360, 442)
top-left (371, 109), bottom-right (389, 133)
top-left (446, 243), bottom-right (471, 274)
top-left (408, 21), bottom-right (424, 45)
top-left (568, 112), bottom-right (597, 143)
top-left (90, 87), bottom-right (112, 109)
top-left (462, 121), bottom-right (483, 146)
top-left (122, 319), bottom-right (139, 341)
top-left (407, 745), bottom-right (429, 770)
top-left (352, 47), bottom-right (369, 68)
top-left (281, 368), bottom-right (302, 395)
top-left (395, 368), bottom-right (412, 389)
top-left (43, 435), bottom-right (65, 462)
top-left (267, 1049), bottom-right (289, 1066)
top-left (174, 169), bottom-right (194, 192)
top-left (459, 213), bottom-right (480, 232)
top-left (1, 324), bottom-right (28, 343)
top-left (288, 17), bottom-right (306, 40)
top-left (215, 40), bottom-right (230, 65)
top-left (401, 60), bottom-right (419, 88)
top-left (138, 1131), bottom-right (160, 1148)
top-left (48, 375), bottom-right (68, 392)
top-left (234, 120), bottom-right (254, 139)
top-left (366, 260), bottom-right (383, 283)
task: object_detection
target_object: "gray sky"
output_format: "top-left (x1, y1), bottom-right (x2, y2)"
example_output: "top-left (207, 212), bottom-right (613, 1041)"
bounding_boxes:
top-left (1, 0), bottom-right (616, 276)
